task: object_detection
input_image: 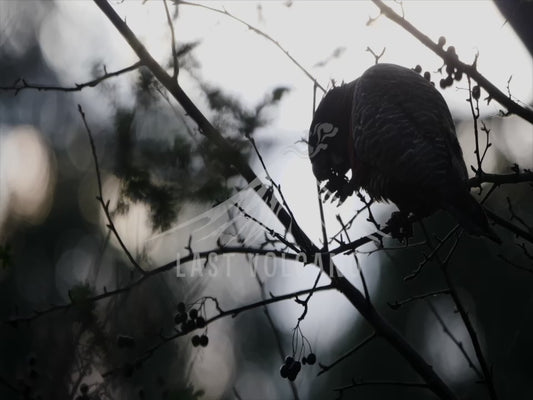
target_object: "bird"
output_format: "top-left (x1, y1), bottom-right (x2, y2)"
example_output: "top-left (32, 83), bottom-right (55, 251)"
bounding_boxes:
top-left (308, 63), bottom-right (500, 243)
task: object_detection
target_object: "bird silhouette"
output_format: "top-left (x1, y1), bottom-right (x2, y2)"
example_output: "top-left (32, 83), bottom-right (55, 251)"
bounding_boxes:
top-left (308, 63), bottom-right (500, 243)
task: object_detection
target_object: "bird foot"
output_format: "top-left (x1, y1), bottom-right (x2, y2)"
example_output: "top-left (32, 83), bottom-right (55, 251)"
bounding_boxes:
top-left (386, 211), bottom-right (413, 243)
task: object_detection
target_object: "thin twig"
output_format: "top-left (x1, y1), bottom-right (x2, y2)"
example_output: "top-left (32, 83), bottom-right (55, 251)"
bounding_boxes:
top-left (177, 1), bottom-right (326, 93)
top-left (5, 245), bottom-right (301, 324)
top-left (426, 299), bottom-right (483, 380)
top-left (318, 332), bottom-right (376, 376)
top-left (485, 209), bottom-right (533, 244)
top-left (334, 379), bottom-right (429, 399)
top-left (337, 215), bottom-right (370, 300)
top-left (227, 212), bottom-right (301, 400)
top-left (388, 289), bottom-right (450, 310)
top-left (421, 228), bottom-right (499, 400)
top-left (102, 284), bottom-right (334, 377)
top-left (78, 104), bottom-right (146, 276)
top-left (162, 0), bottom-right (179, 79)
top-left (0, 62), bottom-right (142, 94)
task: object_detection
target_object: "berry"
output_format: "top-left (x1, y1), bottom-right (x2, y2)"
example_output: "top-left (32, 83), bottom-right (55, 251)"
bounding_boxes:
top-left (284, 356), bottom-right (294, 366)
top-left (445, 64), bottom-right (454, 76)
top-left (414, 65), bottom-right (422, 74)
top-left (306, 353), bottom-right (316, 365)
top-left (439, 79), bottom-right (447, 89)
top-left (287, 362), bottom-right (300, 381)
top-left (191, 335), bottom-right (200, 347)
top-left (199, 335), bottom-right (209, 347)
top-left (189, 309), bottom-right (198, 320)
top-left (454, 70), bottom-right (463, 81)
top-left (292, 361), bottom-right (301, 373)
top-left (174, 312), bottom-right (186, 325)
top-left (472, 85), bottom-right (480, 100)
top-left (302, 357), bottom-right (307, 365)
top-left (195, 317), bottom-right (206, 328)
top-left (279, 364), bottom-right (289, 378)
top-left (423, 71), bottom-right (431, 81)
top-left (181, 319), bottom-right (196, 333)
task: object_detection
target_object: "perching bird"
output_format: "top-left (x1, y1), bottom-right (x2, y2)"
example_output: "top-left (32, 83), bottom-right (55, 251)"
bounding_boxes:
top-left (308, 63), bottom-right (500, 242)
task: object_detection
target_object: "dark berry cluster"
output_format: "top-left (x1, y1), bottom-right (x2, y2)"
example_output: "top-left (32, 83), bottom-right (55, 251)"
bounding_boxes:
top-left (412, 65), bottom-right (435, 87)
top-left (174, 302), bottom-right (206, 333)
top-left (191, 334), bottom-right (209, 347)
top-left (302, 353), bottom-right (316, 365)
top-left (279, 353), bottom-right (316, 381)
top-left (472, 85), bottom-right (481, 100)
top-left (174, 302), bottom-right (209, 347)
top-left (439, 44), bottom-right (464, 89)
top-left (15, 353), bottom-right (43, 399)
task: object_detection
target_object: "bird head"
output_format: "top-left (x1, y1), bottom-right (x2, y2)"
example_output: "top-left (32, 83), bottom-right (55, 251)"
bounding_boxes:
top-left (308, 81), bottom-right (356, 202)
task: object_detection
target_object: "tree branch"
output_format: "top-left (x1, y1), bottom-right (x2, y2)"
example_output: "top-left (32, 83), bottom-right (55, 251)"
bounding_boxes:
top-left (370, 0), bottom-right (533, 124)
top-left (0, 62), bottom-right (142, 94)
top-left (79, 105), bottom-right (147, 276)
top-left (177, 1), bottom-right (326, 93)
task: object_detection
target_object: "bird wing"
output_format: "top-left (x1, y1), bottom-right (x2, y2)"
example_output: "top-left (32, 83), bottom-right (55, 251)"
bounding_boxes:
top-left (350, 64), bottom-right (467, 199)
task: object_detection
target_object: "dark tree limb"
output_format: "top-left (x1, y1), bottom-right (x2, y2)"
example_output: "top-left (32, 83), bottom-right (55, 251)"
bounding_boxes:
top-left (371, 0), bottom-right (533, 125)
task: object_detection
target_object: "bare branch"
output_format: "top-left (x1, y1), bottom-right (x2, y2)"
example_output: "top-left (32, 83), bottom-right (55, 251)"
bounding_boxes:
top-left (79, 104), bottom-right (147, 276)
top-left (162, 0), bottom-right (179, 79)
top-left (468, 170), bottom-right (533, 187)
top-left (177, 1), bottom-right (326, 93)
top-left (318, 332), bottom-right (376, 376)
top-left (388, 289), bottom-right (450, 310)
top-left (426, 300), bottom-right (483, 380)
top-left (102, 284), bottom-right (334, 377)
top-left (370, 0), bottom-right (533, 124)
top-left (365, 46), bottom-right (386, 64)
top-left (424, 230), bottom-right (499, 400)
top-left (0, 62), bottom-right (142, 94)
top-left (334, 379), bottom-right (429, 399)
top-left (5, 246), bottom-right (301, 324)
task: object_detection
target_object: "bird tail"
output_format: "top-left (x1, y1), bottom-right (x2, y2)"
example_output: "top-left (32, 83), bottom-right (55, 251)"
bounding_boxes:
top-left (443, 190), bottom-right (501, 244)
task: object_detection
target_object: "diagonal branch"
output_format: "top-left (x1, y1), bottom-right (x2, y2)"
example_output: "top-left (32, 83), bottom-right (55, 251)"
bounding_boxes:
top-left (426, 299), bottom-right (483, 380)
top-left (318, 332), bottom-right (376, 376)
top-left (370, 0), bottom-right (533, 124)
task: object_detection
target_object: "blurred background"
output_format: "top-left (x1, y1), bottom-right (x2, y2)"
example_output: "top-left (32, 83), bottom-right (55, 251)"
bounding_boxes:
top-left (0, 1), bottom-right (532, 399)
